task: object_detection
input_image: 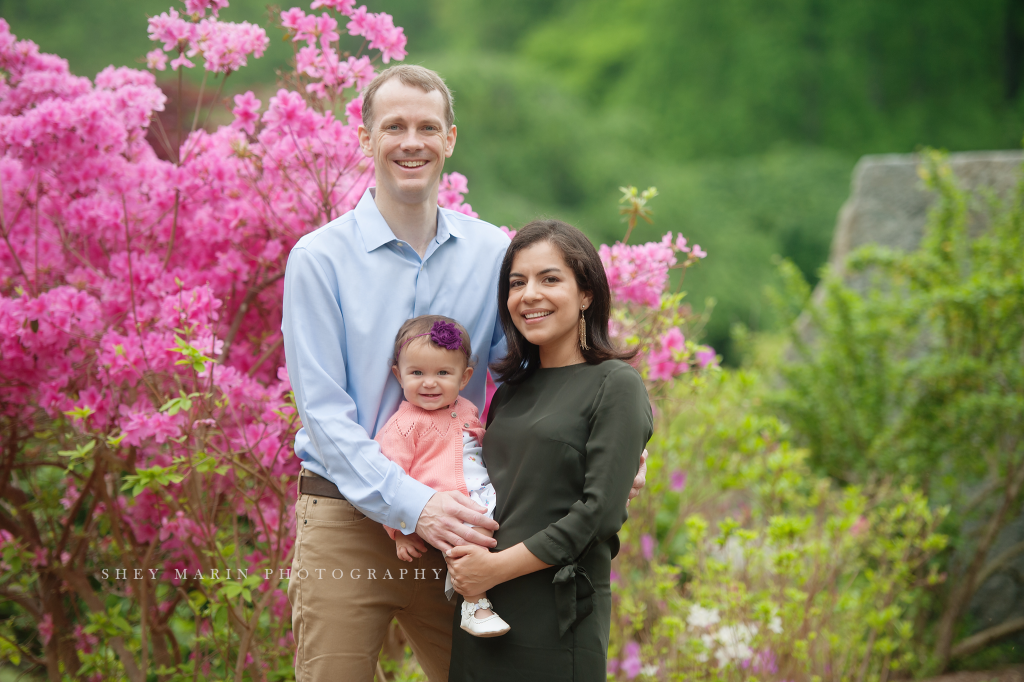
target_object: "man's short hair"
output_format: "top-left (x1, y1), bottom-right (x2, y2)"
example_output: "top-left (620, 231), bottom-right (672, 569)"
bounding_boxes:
top-left (361, 64), bottom-right (455, 132)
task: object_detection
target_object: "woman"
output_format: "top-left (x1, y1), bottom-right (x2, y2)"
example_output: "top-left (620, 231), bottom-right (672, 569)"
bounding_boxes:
top-left (446, 219), bottom-right (654, 681)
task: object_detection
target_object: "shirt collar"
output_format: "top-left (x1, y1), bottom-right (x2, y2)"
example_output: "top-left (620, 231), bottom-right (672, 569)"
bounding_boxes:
top-left (355, 187), bottom-right (465, 253)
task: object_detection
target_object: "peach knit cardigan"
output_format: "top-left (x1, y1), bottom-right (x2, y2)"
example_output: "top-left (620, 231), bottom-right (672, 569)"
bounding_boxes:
top-left (374, 398), bottom-right (487, 539)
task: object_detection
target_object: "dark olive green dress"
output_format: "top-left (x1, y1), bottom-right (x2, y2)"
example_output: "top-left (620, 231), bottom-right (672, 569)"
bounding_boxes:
top-left (448, 360), bottom-right (653, 682)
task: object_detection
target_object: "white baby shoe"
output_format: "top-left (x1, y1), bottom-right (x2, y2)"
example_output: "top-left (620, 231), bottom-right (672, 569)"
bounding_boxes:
top-left (460, 598), bottom-right (510, 637)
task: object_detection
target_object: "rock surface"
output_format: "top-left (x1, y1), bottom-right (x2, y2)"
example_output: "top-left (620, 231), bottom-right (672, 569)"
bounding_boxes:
top-left (826, 150), bottom-right (1023, 278)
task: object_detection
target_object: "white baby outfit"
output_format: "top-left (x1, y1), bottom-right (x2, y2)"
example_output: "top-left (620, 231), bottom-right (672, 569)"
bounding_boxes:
top-left (462, 430), bottom-right (497, 518)
top-left (443, 430), bottom-right (497, 600)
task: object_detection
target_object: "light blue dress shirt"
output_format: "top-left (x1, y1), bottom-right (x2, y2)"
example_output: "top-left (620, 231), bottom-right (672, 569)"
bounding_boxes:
top-left (281, 188), bottom-right (510, 534)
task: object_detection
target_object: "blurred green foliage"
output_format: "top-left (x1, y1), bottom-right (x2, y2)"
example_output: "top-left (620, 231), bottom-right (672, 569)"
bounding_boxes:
top-left (4, 0), bottom-right (1022, 359)
top-left (610, 366), bottom-right (947, 679)
top-left (764, 150), bottom-right (1024, 669)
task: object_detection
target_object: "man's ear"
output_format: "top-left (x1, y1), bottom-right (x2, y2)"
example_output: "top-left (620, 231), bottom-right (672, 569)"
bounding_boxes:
top-left (358, 124), bottom-right (373, 158)
top-left (459, 365), bottom-right (474, 390)
top-left (391, 364), bottom-right (402, 385)
top-left (444, 124), bottom-right (457, 158)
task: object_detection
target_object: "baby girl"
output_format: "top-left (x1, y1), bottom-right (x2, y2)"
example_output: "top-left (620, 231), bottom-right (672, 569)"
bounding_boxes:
top-left (374, 315), bottom-right (510, 638)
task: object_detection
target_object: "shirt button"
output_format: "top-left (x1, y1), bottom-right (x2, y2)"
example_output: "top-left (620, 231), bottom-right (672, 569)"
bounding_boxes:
top-left (400, 522), bottom-right (406, 529)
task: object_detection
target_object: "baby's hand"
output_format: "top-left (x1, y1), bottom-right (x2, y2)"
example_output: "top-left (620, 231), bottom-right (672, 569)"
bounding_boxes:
top-left (396, 532), bottom-right (426, 562)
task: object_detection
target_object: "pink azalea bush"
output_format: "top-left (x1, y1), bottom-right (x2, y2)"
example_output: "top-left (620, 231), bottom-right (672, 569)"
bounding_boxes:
top-left (0, 1), bottom-right (712, 679)
top-left (0, 2), bottom-right (434, 679)
top-left (602, 188), bottom-right (717, 389)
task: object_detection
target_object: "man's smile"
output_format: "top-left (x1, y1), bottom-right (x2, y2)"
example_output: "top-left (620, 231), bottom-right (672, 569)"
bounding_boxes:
top-left (396, 159), bottom-right (428, 168)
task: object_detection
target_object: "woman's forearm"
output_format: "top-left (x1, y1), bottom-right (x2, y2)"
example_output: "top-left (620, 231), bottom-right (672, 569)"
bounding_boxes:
top-left (493, 542), bottom-right (550, 583)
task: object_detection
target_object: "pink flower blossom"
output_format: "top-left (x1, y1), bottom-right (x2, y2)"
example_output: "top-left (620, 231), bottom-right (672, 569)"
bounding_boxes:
top-left (347, 55), bottom-right (375, 89)
top-left (647, 326), bottom-right (689, 381)
top-left (696, 347), bottom-right (717, 368)
top-left (311, 0), bottom-right (357, 13)
top-left (315, 13), bottom-right (341, 50)
top-left (641, 534), bottom-right (655, 560)
top-left (148, 9), bottom-right (197, 52)
top-left (262, 88), bottom-right (317, 135)
top-left (170, 53), bottom-right (195, 71)
top-left (345, 6), bottom-right (372, 36)
top-left (38, 614), bottom-right (54, 645)
top-left (184, 0), bottom-right (230, 17)
top-left (438, 173), bottom-right (477, 217)
top-left (231, 90), bottom-right (261, 135)
top-left (146, 49), bottom-right (168, 71)
top-left (670, 470), bottom-right (687, 492)
top-left (192, 19), bottom-right (269, 73)
top-left (345, 96), bottom-right (363, 127)
top-left (280, 8), bottom-right (308, 31)
top-left (621, 641), bottom-right (642, 679)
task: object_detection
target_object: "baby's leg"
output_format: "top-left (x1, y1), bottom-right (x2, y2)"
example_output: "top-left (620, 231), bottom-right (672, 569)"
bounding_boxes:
top-left (458, 527), bottom-right (494, 616)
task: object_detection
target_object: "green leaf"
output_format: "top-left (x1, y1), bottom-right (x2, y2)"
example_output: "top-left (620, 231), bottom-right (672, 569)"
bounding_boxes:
top-left (57, 439), bottom-right (96, 460)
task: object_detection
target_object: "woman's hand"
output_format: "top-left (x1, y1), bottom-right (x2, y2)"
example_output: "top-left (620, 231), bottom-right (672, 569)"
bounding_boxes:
top-left (447, 543), bottom-right (552, 596)
top-left (446, 544), bottom-right (501, 596)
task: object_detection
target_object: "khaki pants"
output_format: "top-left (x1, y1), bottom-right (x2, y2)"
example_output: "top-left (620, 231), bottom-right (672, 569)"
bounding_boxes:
top-left (288, 488), bottom-right (454, 682)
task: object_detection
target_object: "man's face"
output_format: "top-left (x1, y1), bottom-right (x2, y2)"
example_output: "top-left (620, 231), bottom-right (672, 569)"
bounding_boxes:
top-left (358, 80), bottom-right (457, 206)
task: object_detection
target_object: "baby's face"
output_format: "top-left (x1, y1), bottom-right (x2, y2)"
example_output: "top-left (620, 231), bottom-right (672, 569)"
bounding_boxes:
top-left (392, 339), bottom-right (474, 411)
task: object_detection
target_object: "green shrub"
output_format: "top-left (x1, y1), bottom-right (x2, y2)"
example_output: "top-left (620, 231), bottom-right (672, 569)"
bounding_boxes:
top-left (766, 149), bottom-right (1024, 670)
top-left (609, 369), bottom-right (946, 680)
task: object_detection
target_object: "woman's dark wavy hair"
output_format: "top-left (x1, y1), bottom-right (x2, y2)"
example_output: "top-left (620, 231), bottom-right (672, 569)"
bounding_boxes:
top-left (490, 219), bottom-right (636, 385)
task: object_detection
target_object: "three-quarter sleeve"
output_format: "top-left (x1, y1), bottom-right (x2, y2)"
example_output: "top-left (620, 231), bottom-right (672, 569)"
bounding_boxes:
top-left (523, 363), bottom-right (653, 567)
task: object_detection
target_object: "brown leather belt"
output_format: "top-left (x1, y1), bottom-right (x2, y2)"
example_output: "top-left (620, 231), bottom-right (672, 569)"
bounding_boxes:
top-left (298, 470), bottom-right (346, 500)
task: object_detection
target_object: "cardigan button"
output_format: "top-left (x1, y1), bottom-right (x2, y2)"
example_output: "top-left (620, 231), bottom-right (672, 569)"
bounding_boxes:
top-left (451, 411), bottom-right (457, 418)
top-left (464, 423), bottom-right (470, 428)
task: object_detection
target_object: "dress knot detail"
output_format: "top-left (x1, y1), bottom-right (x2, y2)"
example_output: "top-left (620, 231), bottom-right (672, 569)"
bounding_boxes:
top-left (552, 562), bottom-right (596, 637)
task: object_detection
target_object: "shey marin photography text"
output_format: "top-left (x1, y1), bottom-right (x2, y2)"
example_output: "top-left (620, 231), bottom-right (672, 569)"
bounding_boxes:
top-left (95, 566), bottom-right (447, 581)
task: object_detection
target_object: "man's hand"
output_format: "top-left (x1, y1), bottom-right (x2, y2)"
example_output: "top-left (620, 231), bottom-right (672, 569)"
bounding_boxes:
top-left (395, 532), bottom-right (427, 562)
top-left (415, 491), bottom-right (499, 553)
top-left (627, 449), bottom-right (648, 507)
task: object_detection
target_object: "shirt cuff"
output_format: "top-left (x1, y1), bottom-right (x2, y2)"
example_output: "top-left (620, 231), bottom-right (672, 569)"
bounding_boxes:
top-left (385, 475), bottom-right (435, 536)
top-left (523, 531), bottom-right (573, 567)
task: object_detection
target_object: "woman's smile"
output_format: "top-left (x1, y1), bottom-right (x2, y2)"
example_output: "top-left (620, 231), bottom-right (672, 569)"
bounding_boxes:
top-left (521, 309), bottom-right (553, 324)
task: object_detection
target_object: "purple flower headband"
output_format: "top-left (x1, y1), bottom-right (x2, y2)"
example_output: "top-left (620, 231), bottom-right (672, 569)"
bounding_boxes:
top-left (397, 320), bottom-right (464, 359)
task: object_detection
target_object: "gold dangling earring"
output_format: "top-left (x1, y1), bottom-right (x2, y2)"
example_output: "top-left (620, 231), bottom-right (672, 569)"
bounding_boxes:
top-left (579, 306), bottom-right (589, 351)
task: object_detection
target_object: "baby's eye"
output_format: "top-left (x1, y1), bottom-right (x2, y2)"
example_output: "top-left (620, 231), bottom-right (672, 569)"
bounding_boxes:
top-left (411, 370), bottom-right (423, 375)
top-left (438, 370), bottom-right (449, 375)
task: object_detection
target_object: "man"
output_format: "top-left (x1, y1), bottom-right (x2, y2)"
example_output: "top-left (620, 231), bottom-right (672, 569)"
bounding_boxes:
top-left (282, 64), bottom-right (646, 682)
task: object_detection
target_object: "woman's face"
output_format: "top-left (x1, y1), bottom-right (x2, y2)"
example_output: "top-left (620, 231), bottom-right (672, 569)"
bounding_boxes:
top-left (507, 240), bottom-right (593, 358)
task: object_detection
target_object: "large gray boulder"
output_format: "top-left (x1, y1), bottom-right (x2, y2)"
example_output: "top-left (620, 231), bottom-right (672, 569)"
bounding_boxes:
top-left (827, 150), bottom-right (1024, 278)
